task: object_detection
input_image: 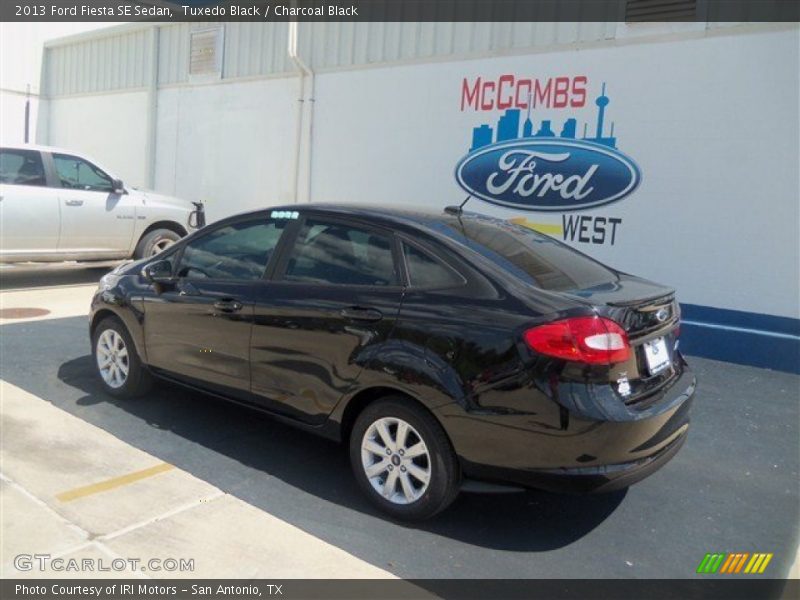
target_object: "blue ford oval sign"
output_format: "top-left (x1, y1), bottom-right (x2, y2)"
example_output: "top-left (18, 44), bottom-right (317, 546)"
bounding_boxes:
top-left (455, 139), bottom-right (641, 212)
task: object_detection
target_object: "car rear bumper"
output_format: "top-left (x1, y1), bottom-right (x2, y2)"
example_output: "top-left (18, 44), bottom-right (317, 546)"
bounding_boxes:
top-left (462, 428), bottom-right (688, 493)
top-left (437, 363), bottom-right (696, 493)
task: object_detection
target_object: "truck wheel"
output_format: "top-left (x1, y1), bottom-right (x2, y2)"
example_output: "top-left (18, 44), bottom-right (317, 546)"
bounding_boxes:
top-left (134, 228), bottom-right (181, 259)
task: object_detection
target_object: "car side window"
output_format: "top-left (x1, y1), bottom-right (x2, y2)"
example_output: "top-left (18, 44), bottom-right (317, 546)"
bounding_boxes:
top-left (403, 242), bottom-right (464, 289)
top-left (52, 153), bottom-right (113, 192)
top-left (177, 219), bottom-right (287, 281)
top-left (283, 219), bottom-right (398, 286)
top-left (0, 149), bottom-right (46, 186)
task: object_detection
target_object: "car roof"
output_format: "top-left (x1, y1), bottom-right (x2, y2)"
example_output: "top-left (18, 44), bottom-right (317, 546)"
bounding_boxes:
top-left (263, 202), bottom-right (476, 230)
top-left (1, 143), bottom-right (77, 154)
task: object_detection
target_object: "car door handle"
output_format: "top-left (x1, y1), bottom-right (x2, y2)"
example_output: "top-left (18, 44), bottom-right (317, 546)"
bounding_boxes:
top-left (214, 299), bottom-right (243, 313)
top-left (65, 199), bottom-right (84, 206)
top-left (340, 307), bottom-right (383, 322)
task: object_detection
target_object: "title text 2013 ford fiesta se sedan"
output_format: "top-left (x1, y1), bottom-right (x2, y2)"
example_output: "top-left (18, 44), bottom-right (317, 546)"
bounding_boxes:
top-left (90, 204), bottom-right (696, 520)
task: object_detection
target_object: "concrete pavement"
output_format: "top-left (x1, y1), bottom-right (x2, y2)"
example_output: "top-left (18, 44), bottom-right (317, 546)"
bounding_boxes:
top-left (1, 379), bottom-right (394, 579)
top-left (0, 262), bottom-right (106, 324)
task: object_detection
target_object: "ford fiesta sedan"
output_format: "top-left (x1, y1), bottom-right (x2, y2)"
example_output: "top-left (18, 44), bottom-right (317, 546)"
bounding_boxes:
top-left (89, 204), bottom-right (695, 520)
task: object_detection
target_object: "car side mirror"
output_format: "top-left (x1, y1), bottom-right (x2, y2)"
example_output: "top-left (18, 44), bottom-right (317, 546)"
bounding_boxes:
top-left (112, 179), bottom-right (126, 194)
top-left (142, 260), bottom-right (173, 283)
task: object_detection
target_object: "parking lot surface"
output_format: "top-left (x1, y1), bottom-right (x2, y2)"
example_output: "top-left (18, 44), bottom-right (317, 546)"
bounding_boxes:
top-left (1, 266), bottom-right (798, 579)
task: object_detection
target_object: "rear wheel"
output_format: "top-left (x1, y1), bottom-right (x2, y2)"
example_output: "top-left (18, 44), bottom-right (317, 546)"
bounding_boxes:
top-left (92, 317), bottom-right (152, 398)
top-left (350, 396), bottom-right (460, 520)
top-left (134, 228), bottom-right (181, 259)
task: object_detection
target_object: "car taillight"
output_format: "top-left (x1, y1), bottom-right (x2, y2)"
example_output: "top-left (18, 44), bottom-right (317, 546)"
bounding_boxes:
top-left (523, 317), bottom-right (631, 365)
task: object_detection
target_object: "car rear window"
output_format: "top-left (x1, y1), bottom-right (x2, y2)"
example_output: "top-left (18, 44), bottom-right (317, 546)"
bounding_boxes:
top-left (435, 216), bottom-right (617, 291)
top-left (0, 149), bottom-right (46, 186)
top-left (402, 242), bottom-right (464, 289)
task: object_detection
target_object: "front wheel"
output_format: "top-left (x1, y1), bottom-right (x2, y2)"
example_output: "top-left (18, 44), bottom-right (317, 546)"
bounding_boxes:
top-left (92, 317), bottom-right (152, 398)
top-left (349, 396), bottom-right (460, 520)
top-left (134, 228), bottom-right (181, 259)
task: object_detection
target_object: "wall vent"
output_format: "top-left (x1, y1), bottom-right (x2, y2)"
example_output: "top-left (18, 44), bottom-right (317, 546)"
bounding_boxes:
top-left (625, 0), bottom-right (698, 22)
top-left (189, 27), bottom-right (224, 77)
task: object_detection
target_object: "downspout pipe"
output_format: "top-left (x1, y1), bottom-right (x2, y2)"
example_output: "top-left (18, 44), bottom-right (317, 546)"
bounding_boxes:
top-left (288, 21), bottom-right (315, 204)
top-left (145, 25), bottom-right (160, 189)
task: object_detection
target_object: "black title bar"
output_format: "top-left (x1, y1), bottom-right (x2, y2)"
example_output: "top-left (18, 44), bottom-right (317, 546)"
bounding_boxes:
top-left (2, 0), bottom-right (799, 23)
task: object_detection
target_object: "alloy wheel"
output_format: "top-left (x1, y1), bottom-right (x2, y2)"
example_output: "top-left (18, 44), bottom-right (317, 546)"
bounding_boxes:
top-left (361, 417), bottom-right (431, 504)
top-left (96, 329), bottom-right (129, 389)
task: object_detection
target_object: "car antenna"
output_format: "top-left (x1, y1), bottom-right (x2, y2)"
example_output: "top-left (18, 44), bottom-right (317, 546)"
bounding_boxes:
top-left (444, 195), bottom-right (471, 215)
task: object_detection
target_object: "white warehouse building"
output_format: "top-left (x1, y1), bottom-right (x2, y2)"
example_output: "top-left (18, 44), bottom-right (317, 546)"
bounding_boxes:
top-left (31, 19), bottom-right (800, 372)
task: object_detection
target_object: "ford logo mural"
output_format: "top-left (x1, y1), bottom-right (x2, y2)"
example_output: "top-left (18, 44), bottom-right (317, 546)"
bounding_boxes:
top-left (455, 139), bottom-right (641, 212)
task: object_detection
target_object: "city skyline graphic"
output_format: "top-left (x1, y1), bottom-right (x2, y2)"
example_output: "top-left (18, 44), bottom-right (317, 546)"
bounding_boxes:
top-left (469, 83), bottom-right (618, 152)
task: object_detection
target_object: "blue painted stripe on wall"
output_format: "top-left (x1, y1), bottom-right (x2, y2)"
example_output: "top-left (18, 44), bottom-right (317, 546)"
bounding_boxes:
top-left (679, 303), bottom-right (800, 374)
top-left (681, 304), bottom-right (800, 337)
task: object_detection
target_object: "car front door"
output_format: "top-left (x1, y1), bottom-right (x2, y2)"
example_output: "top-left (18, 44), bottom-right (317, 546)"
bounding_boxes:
top-left (50, 152), bottom-right (135, 255)
top-left (0, 148), bottom-right (60, 257)
top-left (250, 214), bottom-right (404, 425)
top-left (142, 215), bottom-right (289, 397)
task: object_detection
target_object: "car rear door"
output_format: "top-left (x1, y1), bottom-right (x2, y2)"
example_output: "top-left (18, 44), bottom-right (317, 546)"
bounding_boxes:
top-left (0, 148), bottom-right (60, 256)
top-left (250, 213), bottom-right (404, 424)
top-left (50, 151), bottom-right (134, 254)
top-left (142, 214), bottom-right (289, 397)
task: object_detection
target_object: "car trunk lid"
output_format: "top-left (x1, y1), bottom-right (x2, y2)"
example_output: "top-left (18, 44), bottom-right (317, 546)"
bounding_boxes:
top-left (562, 274), bottom-right (682, 406)
top-left (563, 274), bottom-right (678, 338)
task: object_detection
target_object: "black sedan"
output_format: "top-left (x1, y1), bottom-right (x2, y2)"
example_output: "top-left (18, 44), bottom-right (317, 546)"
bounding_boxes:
top-left (89, 204), bottom-right (695, 520)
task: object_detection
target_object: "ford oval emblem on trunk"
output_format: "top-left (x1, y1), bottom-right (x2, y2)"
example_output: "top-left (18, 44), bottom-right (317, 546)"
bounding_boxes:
top-left (455, 139), bottom-right (641, 212)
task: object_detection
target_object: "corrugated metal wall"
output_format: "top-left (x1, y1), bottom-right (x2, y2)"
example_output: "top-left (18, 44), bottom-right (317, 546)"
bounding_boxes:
top-left (156, 25), bottom-right (188, 85)
top-left (223, 22), bottom-right (293, 78)
top-left (297, 21), bottom-right (617, 69)
top-left (41, 20), bottom-right (745, 98)
top-left (156, 22), bottom-right (293, 85)
top-left (43, 27), bottom-right (152, 96)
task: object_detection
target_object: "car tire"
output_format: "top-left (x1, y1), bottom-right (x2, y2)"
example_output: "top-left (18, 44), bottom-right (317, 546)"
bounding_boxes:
top-left (134, 228), bottom-right (181, 259)
top-left (350, 396), bottom-right (460, 520)
top-left (92, 317), bottom-right (152, 398)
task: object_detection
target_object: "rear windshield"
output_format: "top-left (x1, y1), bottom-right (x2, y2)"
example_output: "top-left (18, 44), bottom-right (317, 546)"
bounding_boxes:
top-left (432, 216), bottom-right (617, 292)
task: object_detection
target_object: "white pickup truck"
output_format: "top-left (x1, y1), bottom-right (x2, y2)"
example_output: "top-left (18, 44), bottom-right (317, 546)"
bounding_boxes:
top-left (0, 144), bottom-right (204, 263)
